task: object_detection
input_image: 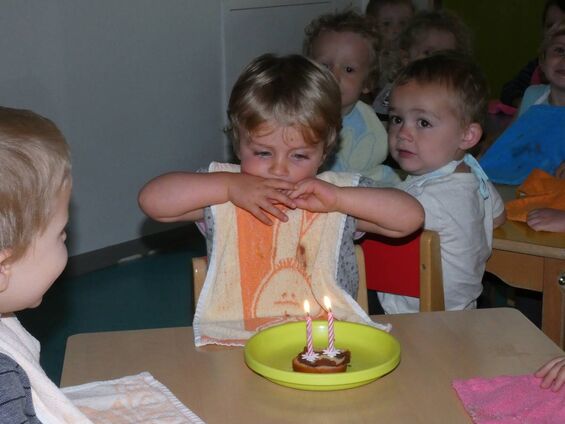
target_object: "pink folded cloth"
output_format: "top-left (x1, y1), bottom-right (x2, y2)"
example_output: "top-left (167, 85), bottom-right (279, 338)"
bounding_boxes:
top-left (452, 375), bottom-right (565, 424)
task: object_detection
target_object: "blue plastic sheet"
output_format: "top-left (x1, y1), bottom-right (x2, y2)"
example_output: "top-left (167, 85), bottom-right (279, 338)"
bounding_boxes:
top-left (480, 105), bottom-right (565, 185)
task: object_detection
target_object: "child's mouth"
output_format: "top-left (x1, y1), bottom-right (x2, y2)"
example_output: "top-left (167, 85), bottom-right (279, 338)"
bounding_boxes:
top-left (397, 149), bottom-right (415, 158)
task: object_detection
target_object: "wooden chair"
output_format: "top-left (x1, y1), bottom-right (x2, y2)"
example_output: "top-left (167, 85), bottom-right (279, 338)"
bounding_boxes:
top-left (360, 229), bottom-right (445, 312)
top-left (191, 245), bottom-right (370, 313)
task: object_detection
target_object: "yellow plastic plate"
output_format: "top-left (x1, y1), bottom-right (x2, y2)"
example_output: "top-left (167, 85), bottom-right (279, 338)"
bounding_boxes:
top-left (244, 320), bottom-right (400, 391)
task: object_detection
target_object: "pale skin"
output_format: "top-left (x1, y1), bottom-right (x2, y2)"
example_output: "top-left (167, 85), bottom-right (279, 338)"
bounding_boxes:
top-left (526, 161), bottom-right (565, 232)
top-left (139, 122), bottom-right (424, 237)
top-left (0, 184), bottom-right (70, 313)
top-left (536, 357), bottom-right (565, 391)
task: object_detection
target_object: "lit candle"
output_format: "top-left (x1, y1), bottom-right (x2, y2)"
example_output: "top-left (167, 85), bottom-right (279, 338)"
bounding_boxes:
top-left (323, 296), bottom-right (336, 353)
top-left (303, 300), bottom-right (315, 356)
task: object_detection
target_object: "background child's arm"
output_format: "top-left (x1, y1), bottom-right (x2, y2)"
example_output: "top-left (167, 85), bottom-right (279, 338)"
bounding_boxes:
top-left (290, 178), bottom-right (424, 237)
top-left (527, 209), bottom-right (565, 233)
top-left (138, 172), bottom-right (296, 225)
top-left (536, 357), bottom-right (565, 391)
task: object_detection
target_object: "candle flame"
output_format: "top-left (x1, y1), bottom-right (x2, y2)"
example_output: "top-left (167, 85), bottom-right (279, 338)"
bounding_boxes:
top-left (323, 296), bottom-right (332, 310)
top-left (303, 300), bottom-right (310, 314)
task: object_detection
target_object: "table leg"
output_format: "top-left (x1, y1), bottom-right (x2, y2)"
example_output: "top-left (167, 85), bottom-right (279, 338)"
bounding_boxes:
top-left (541, 258), bottom-right (565, 349)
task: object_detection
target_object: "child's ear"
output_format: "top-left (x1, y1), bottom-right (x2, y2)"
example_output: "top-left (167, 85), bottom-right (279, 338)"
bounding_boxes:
top-left (459, 123), bottom-right (483, 150)
top-left (0, 249), bottom-right (12, 293)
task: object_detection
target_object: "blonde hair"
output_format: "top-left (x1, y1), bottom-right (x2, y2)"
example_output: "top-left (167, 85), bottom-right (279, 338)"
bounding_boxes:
top-left (227, 54), bottom-right (342, 154)
top-left (303, 10), bottom-right (381, 92)
top-left (540, 18), bottom-right (565, 59)
top-left (0, 107), bottom-right (71, 262)
top-left (393, 51), bottom-right (488, 128)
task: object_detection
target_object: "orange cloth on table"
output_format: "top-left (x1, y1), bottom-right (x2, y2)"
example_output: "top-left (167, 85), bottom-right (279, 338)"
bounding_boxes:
top-left (193, 162), bottom-right (390, 347)
top-left (505, 169), bottom-right (565, 222)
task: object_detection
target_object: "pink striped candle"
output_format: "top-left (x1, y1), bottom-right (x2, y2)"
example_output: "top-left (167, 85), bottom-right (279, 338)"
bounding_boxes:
top-left (323, 296), bottom-right (335, 352)
top-left (303, 300), bottom-right (314, 356)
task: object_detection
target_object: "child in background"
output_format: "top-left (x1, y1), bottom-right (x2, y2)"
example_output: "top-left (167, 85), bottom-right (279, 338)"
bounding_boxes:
top-left (0, 108), bottom-right (89, 421)
top-left (500, 0), bottom-right (565, 109)
top-left (517, 18), bottom-right (565, 116)
top-left (364, 0), bottom-right (415, 118)
top-left (139, 53), bottom-right (424, 300)
top-left (365, 0), bottom-right (415, 50)
top-left (303, 11), bottom-right (397, 183)
top-left (378, 52), bottom-right (506, 313)
top-left (373, 9), bottom-right (473, 117)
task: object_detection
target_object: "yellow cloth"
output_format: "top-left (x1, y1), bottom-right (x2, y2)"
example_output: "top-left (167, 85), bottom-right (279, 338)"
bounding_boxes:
top-left (506, 169), bottom-right (565, 222)
top-left (193, 162), bottom-right (389, 347)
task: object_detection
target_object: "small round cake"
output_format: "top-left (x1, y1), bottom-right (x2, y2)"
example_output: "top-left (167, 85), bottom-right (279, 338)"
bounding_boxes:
top-left (292, 347), bottom-right (351, 373)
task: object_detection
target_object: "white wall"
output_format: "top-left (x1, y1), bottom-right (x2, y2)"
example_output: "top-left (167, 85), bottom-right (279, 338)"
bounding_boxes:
top-left (0, 0), bottom-right (362, 257)
top-left (1, 1), bottom-right (224, 255)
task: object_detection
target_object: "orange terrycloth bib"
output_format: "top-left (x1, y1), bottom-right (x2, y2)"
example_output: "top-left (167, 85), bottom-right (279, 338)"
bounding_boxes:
top-left (505, 169), bottom-right (565, 222)
top-left (193, 162), bottom-right (389, 347)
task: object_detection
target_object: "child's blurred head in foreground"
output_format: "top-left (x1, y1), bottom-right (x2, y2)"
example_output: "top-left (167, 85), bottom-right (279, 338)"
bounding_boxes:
top-left (226, 53), bottom-right (341, 183)
top-left (388, 52), bottom-right (487, 175)
top-left (0, 107), bottom-right (71, 313)
top-left (365, 0), bottom-right (415, 49)
top-left (303, 10), bottom-right (380, 115)
top-left (399, 9), bottom-right (472, 64)
top-left (539, 18), bottom-right (565, 98)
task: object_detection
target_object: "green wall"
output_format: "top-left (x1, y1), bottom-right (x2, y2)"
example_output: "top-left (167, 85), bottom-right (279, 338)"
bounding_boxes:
top-left (443, 0), bottom-right (544, 98)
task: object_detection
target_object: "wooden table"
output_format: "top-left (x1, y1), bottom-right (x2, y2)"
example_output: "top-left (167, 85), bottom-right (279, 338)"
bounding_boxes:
top-left (61, 308), bottom-right (563, 424)
top-left (487, 185), bottom-right (565, 348)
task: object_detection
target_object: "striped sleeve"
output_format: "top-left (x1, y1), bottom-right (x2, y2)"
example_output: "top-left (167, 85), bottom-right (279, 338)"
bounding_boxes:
top-left (0, 353), bottom-right (40, 423)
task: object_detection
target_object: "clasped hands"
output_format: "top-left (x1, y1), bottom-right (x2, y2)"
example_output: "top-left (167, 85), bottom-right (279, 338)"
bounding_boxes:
top-left (227, 174), bottom-right (339, 225)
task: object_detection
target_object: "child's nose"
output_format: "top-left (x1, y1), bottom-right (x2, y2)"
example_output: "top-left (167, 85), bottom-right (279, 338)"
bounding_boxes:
top-left (270, 158), bottom-right (289, 177)
top-left (397, 124), bottom-right (412, 141)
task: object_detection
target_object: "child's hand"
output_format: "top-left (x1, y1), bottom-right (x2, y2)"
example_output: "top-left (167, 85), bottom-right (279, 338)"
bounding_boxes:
top-left (288, 178), bottom-right (339, 213)
top-left (535, 357), bottom-right (565, 391)
top-left (227, 174), bottom-right (296, 225)
top-left (526, 208), bottom-right (565, 233)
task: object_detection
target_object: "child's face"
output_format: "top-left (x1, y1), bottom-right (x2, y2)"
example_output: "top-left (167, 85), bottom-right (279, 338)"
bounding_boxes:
top-left (310, 30), bottom-right (372, 115)
top-left (0, 185), bottom-right (70, 313)
top-left (406, 29), bottom-right (457, 62)
top-left (388, 81), bottom-right (477, 175)
top-left (237, 122), bottom-right (325, 183)
top-left (541, 34), bottom-right (565, 92)
top-left (375, 3), bottom-right (414, 46)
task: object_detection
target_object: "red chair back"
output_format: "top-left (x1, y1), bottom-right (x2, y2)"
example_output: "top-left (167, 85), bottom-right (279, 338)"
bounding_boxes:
top-left (360, 230), bottom-right (422, 298)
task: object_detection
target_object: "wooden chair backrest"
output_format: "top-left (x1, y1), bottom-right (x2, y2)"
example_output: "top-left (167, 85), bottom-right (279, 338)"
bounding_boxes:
top-left (360, 229), bottom-right (445, 312)
top-left (191, 246), bottom-right (370, 314)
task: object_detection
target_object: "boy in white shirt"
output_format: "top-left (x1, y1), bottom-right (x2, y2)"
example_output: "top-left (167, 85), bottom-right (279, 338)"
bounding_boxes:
top-left (379, 52), bottom-right (506, 313)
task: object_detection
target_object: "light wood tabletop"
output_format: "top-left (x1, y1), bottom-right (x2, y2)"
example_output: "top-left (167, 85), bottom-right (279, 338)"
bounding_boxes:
top-left (487, 185), bottom-right (565, 348)
top-left (61, 308), bottom-right (563, 424)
